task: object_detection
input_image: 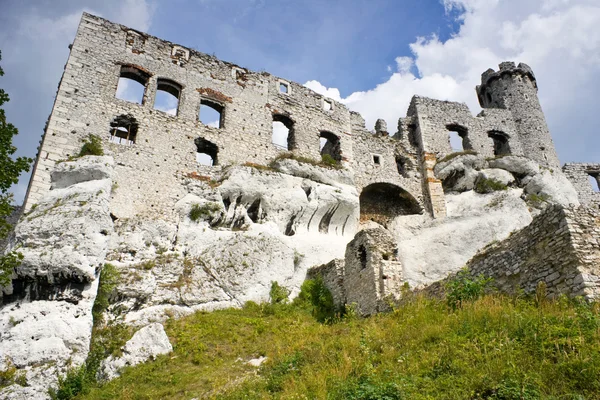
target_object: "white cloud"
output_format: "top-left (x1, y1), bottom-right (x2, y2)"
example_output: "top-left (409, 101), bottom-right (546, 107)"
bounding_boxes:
top-left (305, 0), bottom-right (600, 163)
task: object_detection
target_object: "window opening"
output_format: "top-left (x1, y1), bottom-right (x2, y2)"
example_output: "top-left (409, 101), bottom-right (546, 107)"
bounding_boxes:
top-left (373, 155), bottom-right (381, 165)
top-left (589, 174), bottom-right (600, 192)
top-left (323, 99), bottom-right (332, 111)
top-left (109, 114), bottom-right (138, 145)
top-left (446, 124), bottom-right (471, 152)
top-left (154, 79), bottom-right (181, 116)
top-left (195, 137), bottom-right (219, 166)
top-left (279, 82), bottom-right (289, 94)
top-left (488, 130), bottom-right (511, 156)
top-left (396, 156), bottom-right (406, 175)
top-left (272, 114), bottom-right (295, 150)
top-left (358, 245), bottom-right (367, 270)
top-left (116, 65), bottom-right (149, 104)
top-left (319, 131), bottom-right (341, 162)
top-left (199, 99), bottom-right (224, 128)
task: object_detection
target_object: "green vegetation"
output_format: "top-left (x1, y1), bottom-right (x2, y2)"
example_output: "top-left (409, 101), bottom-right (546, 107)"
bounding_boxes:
top-left (78, 134), bottom-right (104, 157)
top-left (0, 50), bottom-right (33, 287)
top-left (72, 287), bottom-right (600, 400)
top-left (445, 268), bottom-right (493, 310)
top-left (50, 264), bottom-right (133, 400)
top-left (438, 150), bottom-right (478, 163)
top-left (475, 177), bottom-right (509, 194)
top-left (189, 202), bottom-right (221, 222)
top-left (269, 281), bottom-right (290, 305)
top-left (270, 152), bottom-right (343, 170)
top-left (525, 193), bottom-right (550, 209)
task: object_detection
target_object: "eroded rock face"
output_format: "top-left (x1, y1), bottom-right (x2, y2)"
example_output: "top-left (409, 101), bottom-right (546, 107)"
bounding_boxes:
top-left (106, 165), bottom-right (359, 326)
top-left (0, 156), bottom-right (114, 400)
top-left (395, 189), bottom-right (533, 288)
top-left (99, 323), bottom-right (172, 381)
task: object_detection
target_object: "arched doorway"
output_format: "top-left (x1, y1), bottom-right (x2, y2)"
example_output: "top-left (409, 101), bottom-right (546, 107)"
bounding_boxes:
top-left (359, 183), bottom-right (422, 226)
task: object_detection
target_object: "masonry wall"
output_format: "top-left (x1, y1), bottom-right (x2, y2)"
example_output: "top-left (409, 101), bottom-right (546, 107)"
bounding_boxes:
top-left (25, 13), bottom-right (356, 219)
top-left (477, 62), bottom-right (560, 169)
top-left (563, 163), bottom-right (600, 207)
top-left (343, 228), bottom-right (403, 315)
top-left (462, 205), bottom-right (600, 299)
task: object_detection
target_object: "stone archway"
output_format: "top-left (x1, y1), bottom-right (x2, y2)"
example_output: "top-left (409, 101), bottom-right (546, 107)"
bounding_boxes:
top-left (359, 183), bottom-right (422, 226)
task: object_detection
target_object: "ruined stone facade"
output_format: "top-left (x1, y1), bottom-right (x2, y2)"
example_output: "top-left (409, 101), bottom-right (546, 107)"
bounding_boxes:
top-left (23, 13), bottom-right (573, 226)
top-left (563, 163), bottom-right (600, 207)
top-left (311, 228), bottom-right (404, 316)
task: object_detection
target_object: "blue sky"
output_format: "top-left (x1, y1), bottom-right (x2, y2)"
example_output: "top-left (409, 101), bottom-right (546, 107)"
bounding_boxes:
top-left (1, 0), bottom-right (599, 203)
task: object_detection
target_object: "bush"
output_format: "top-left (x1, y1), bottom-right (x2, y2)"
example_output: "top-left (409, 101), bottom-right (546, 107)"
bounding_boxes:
top-left (49, 366), bottom-right (88, 400)
top-left (445, 268), bottom-right (492, 310)
top-left (320, 153), bottom-right (339, 167)
top-left (294, 276), bottom-right (336, 322)
top-left (188, 203), bottom-right (221, 222)
top-left (269, 281), bottom-right (290, 305)
top-left (78, 134), bottom-right (104, 157)
top-left (475, 177), bottom-right (508, 194)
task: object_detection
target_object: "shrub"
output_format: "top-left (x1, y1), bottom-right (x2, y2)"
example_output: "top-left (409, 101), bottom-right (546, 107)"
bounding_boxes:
top-left (0, 251), bottom-right (23, 287)
top-left (78, 134), bottom-right (104, 157)
top-left (445, 268), bottom-right (492, 310)
top-left (294, 276), bottom-right (336, 322)
top-left (475, 177), bottom-right (508, 194)
top-left (269, 281), bottom-right (290, 305)
top-left (49, 366), bottom-right (88, 400)
top-left (188, 203), bottom-right (221, 222)
top-left (333, 376), bottom-right (403, 400)
top-left (92, 263), bottom-right (120, 323)
top-left (320, 153), bottom-right (339, 167)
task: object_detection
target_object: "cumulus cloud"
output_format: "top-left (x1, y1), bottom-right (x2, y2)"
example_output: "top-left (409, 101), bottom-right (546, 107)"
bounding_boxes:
top-left (305, 0), bottom-right (600, 163)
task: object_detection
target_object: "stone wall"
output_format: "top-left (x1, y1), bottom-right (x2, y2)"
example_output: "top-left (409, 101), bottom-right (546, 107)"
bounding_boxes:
top-left (24, 13), bottom-right (358, 220)
top-left (23, 12), bottom-right (566, 227)
top-left (462, 205), bottom-right (600, 299)
top-left (563, 163), bottom-right (600, 206)
top-left (477, 62), bottom-right (560, 169)
top-left (309, 227), bottom-right (403, 316)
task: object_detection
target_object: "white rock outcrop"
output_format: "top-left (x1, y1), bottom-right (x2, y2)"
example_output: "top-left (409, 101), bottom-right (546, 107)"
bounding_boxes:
top-left (99, 323), bottom-right (172, 381)
top-left (0, 156), bottom-right (114, 400)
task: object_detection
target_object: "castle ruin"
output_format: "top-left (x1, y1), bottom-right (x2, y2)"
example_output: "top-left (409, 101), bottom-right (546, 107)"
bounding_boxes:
top-left (1, 13), bottom-right (600, 397)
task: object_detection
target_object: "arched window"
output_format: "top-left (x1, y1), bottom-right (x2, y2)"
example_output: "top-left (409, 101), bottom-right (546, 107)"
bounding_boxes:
top-left (195, 137), bottom-right (219, 166)
top-left (109, 114), bottom-right (138, 145)
top-left (588, 173), bottom-right (600, 192)
top-left (154, 78), bottom-right (181, 116)
top-left (488, 130), bottom-right (511, 156)
top-left (199, 99), bottom-right (224, 128)
top-left (116, 65), bottom-right (149, 104)
top-left (319, 131), bottom-right (341, 162)
top-left (272, 114), bottom-right (296, 150)
top-left (446, 124), bottom-right (472, 152)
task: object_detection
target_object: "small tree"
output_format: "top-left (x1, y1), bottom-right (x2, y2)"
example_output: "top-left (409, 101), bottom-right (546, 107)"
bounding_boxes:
top-left (0, 50), bottom-right (33, 286)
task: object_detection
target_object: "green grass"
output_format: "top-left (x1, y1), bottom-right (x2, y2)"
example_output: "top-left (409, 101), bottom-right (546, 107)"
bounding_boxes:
top-left (189, 203), bottom-right (221, 222)
top-left (270, 152), bottom-right (343, 170)
top-left (475, 178), bottom-right (509, 194)
top-left (74, 292), bottom-right (600, 400)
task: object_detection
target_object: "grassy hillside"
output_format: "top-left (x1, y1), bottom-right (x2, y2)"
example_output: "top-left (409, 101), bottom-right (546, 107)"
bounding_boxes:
top-left (71, 283), bottom-right (600, 400)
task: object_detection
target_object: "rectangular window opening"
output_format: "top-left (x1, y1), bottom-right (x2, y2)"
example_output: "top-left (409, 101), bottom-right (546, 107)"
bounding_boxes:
top-left (373, 155), bottom-right (381, 165)
top-left (279, 82), bottom-right (289, 94)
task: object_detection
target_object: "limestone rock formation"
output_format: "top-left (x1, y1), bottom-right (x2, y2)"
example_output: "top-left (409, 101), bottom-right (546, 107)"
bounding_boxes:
top-left (0, 156), bottom-right (114, 400)
top-left (99, 323), bottom-right (172, 381)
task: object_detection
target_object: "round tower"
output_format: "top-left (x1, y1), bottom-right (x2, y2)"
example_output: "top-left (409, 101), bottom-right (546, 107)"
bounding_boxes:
top-left (476, 62), bottom-right (560, 169)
